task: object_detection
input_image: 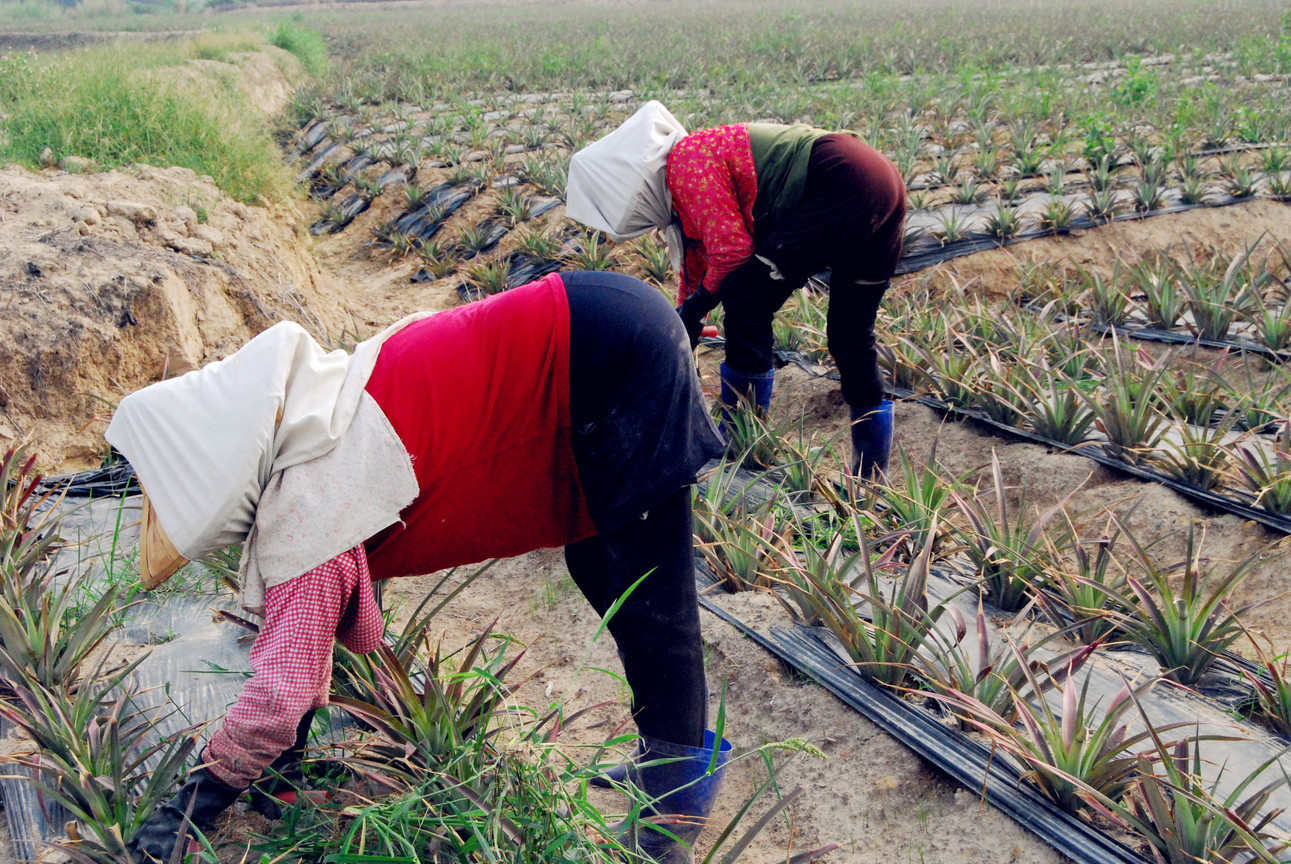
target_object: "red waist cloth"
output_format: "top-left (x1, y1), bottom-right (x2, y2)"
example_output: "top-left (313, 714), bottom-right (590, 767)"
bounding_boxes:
top-left (362, 273), bottom-right (597, 580)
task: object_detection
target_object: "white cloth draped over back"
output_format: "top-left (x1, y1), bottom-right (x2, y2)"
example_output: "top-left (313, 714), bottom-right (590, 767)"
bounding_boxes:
top-left (566, 100), bottom-right (688, 277)
top-left (105, 317), bottom-right (427, 612)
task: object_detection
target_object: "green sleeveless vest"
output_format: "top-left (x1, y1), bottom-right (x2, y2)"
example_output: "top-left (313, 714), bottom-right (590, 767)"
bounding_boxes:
top-left (748, 123), bottom-right (828, 238)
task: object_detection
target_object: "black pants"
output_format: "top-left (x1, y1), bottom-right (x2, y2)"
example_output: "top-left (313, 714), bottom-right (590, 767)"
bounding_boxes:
top-left (560, 272), bottom-right (719, 749)
top-left (724, 134), bottom-right (906, 410)
top-left (722, 261), bottom-right (888, 409)
top-left (564, 271), bottom-right (723, 532)
top-left (564, 487), bottom-right (704, 748)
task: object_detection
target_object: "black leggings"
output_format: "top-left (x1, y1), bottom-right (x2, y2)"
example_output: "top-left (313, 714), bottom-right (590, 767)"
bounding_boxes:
top-left (725, 134), bottom-right (905, 409)
top-left (723, 265), bottom-right (888, 409)
top-left (559, 271), bottom-right (715, 749)
top-left (564, 486), bottom-right (705, 748)
top-left (563, 271), bottom-right (723, 532)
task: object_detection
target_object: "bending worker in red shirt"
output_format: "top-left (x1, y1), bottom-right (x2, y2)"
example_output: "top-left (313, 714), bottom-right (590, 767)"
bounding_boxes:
top-left (568, 101), bottom-right (906, 478)
top-left (106, 271), bottom-right (729, 864)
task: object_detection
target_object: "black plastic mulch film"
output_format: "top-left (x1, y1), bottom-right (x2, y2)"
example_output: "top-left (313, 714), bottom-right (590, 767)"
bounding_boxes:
top-left (694, 593), bottom-right (1153, 864)
top-left (446, 191), bottom-right (1278, 305)
top-left (901, 141), bottom-right (1282, 196)
top-left (692, 553), bottom-right (1291, 862)
top-left (1083, 319), bottom-right (1291, 365)
top-left (36, 461), bottom-right (138, 497)
top-left (887, 382), bottom-right (1291, 535)
top-left (892, 190), bottom-right (1261, 277)
top-left (689, 467), bottom-right (1291, 864)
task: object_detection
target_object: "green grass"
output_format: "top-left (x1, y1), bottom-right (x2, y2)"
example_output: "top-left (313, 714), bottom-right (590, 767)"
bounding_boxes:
top-left (0, 35), bottom-right (298, 202)
top-left (0, 0), bottom-right (66, 25)
top-left (266, 18), bottom-right (329, 77)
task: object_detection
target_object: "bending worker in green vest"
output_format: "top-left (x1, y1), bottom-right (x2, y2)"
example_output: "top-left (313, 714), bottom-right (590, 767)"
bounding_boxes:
top-left (567, 101), bottom-right (907, 478)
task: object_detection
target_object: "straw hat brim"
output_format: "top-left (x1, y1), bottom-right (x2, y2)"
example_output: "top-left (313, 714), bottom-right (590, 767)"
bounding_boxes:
top-left (140, 488), bottom-right (188, 590)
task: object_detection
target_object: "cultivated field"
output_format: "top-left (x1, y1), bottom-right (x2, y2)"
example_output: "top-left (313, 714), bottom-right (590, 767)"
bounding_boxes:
top-left (2, 2), bottom-right (1291, 863)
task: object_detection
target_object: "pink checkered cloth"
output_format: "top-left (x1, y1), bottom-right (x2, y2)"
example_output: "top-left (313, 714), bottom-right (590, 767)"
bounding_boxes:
top-left (204, 546), bottom-right (382, 788)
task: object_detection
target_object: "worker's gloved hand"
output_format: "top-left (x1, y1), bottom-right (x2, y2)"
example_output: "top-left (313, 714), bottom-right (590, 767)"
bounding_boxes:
top-left (248, 710), bottom-right (322, 820)
top-left (129, 767), bottom-right (242, 864)
top-left (677, 310), bottom-right (704, 351)
top-left (676, 288), bottom-right (722, 350)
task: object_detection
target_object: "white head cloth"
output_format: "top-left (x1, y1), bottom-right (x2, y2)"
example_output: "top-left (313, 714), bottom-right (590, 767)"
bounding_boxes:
top-left (566, 100), bottom-right (688, 275)
top-left (104, 319), bottom-right (413, 561)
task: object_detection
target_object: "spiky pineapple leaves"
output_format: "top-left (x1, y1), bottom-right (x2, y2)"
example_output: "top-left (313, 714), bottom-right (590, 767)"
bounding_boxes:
top-left (332, 619), bottom-right (531, 789)
top-left (0, 661), bottom-right (199, 864)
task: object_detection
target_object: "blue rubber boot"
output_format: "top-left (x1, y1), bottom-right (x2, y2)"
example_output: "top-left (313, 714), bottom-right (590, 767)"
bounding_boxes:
top-left (593, 672), bottom-right (711, 790)
top-left (591, 752), bottom-right (634, 789)
top-left (627, 730), bottom-right (733, 864)
top-left (849, 400), bottom-right (893, 480)
top-left (719, 363), bottom-right (773, 433)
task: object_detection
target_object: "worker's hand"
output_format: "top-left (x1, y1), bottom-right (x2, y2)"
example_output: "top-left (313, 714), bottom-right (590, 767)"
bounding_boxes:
top-left (129, 802), bottom-right (193, 864)
top-left (677, 309), bottom-right (704, 350)
top-left (129, 768), bottom-right (241, 864)
top-left (676, 288), bottom-right (722, 350)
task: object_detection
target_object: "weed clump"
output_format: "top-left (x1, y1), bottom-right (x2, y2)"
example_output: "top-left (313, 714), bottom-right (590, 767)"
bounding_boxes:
top-left (267, 20), bottom-right (329, 77)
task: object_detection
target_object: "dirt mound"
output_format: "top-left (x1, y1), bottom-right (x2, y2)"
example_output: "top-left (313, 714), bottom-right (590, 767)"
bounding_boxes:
top-left (0, 164), bottom-right (352, 470)
top-left (0, 48), bottom-right (350, 471)
top-left (177, 49), bottom-right (301, 116)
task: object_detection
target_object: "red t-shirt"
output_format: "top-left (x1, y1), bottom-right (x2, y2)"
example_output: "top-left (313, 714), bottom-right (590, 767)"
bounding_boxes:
top-left (207, 275), bottom-right (602, 787)
top-left (362, 272), bottom-right (598, 580)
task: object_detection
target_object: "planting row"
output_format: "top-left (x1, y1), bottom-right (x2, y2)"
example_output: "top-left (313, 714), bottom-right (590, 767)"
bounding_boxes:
top-left (0, 449), bottom-right (180, 863)
top-left (751, 278), bottom-right (1291, 522)
top-left (902, 154), bottom-right (1289, 247)
top-left (1023, 243), bottom-right (1291, 358)
top-left (290, 103), bottom-right (1291, 217)
top-left (290, 1), bottom-right (1291, 195)
top-left (288, 100), bottom-right (1291, 218)
top-left (287, 110), bottom-right (1291, 303)
top-left (690, 419), bottom-right (1291, 861)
